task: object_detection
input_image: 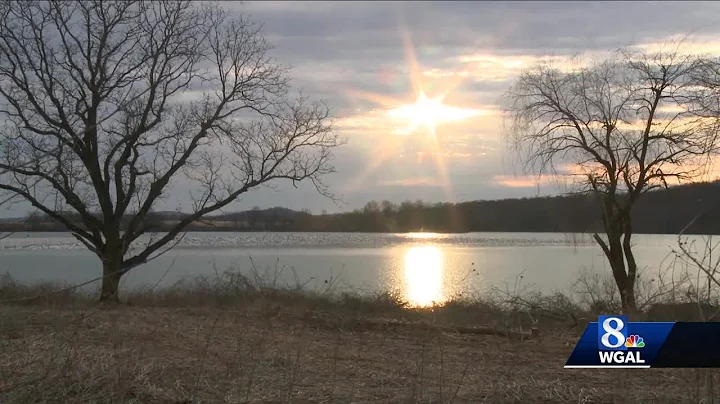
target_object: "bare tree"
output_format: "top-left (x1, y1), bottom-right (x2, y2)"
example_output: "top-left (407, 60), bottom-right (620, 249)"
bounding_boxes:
top-left (0, 0), bottom-right (341, 302)
top-left (505, 42), bottom-right (720, 314)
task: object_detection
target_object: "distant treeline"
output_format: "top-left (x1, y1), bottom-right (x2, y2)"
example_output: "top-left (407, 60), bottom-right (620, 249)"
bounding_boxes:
top-left (3, 180), bottom-right (720, 234)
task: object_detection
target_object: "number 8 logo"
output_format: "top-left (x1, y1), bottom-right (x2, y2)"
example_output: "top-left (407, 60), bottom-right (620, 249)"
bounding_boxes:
top-left (601, 317), bottom-right (625, 348)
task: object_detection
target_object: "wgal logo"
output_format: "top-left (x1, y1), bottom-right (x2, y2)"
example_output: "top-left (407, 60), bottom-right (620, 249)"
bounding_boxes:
top-left (598, 315), bottom-right (628, 351)
top-left (597, 315), bottom-right (646, 365)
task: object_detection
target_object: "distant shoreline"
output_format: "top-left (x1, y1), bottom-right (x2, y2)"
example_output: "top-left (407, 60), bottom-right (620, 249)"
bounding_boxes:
top-left (3, 179), bottom-right (719, 235)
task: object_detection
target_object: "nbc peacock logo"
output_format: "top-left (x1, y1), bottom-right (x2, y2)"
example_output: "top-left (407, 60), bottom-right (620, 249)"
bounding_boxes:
top-left (625, 334), bottom-right (645, 348)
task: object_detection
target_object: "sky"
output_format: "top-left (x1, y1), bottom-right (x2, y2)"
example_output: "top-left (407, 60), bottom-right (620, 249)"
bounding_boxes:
top-left (6, 1), bottom-right (720, 217)
top-left (208, 0), bottom-right (720, 214)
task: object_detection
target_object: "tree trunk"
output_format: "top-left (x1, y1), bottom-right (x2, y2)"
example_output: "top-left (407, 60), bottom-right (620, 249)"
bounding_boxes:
top-left (607, 236), bottom-right (634, 314)
top-left (594, 216), bottom-right (638, 316)
top-left (593, 193), bottom-right (640, 317)
top-left (99, 257), bottom-right (123, 303)
top-left (621, 217), bottom-right (639, 316)
top-left (621, 285), bottom-right (638, 316)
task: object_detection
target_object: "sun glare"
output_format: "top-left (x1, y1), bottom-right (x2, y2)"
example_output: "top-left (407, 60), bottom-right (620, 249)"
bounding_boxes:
top-left (387, 93), bottom-right (482, 136)
top-left (341, 17), bottom-right (487, 200)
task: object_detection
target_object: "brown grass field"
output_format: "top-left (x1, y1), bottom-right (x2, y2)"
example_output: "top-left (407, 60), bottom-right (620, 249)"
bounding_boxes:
top-left (0, 274), bottom-right (718, 404)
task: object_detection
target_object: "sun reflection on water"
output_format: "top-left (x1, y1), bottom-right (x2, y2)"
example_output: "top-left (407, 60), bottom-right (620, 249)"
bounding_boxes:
top-left (403, 232), bottom-right (448, 240)
top-left (403, 245), bottom-right (445, 307)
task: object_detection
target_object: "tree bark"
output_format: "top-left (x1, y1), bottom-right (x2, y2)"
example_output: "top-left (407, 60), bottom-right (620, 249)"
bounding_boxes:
top-left (608, 236), bottom-right (632, 311)
top-left (99, 257), bottom-right (123, 303)
top-left (621, 284), bottom-right (638, 315)
top-left (621, 216), bottom-right (639, 315)
top-left (593, 203), bottom-right (639, 316)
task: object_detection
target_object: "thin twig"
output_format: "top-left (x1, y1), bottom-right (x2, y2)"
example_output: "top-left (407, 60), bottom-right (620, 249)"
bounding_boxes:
top-left (148, 255), bottom-right (179, 293)
top-left (678, 213), bottom-right (720, 291)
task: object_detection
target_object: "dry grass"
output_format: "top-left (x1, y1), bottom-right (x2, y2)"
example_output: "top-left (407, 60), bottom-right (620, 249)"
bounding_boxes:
top-left (1, 273), bottom-right (719, 403)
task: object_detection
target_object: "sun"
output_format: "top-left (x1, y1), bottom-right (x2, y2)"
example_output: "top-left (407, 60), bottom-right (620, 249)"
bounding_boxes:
top-left (343, 20), bottom-right (484, 140)
top-left (387, 92), bottom-right (482, 137)
top-left (341, 16), bottom-right (487, 199)
top-left (388, 93), bottom-right (444, 133)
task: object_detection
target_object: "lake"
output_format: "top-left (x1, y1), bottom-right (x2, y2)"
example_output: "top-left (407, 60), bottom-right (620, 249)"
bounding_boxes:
top-left (0, 231), bottom-right (703, 306)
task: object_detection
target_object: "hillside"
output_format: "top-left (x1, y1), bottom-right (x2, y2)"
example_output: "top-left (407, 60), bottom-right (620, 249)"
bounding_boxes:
top-left (2, 180), bottom-right (719, 234)
top-left (296, 180), bottom-right (720, 234)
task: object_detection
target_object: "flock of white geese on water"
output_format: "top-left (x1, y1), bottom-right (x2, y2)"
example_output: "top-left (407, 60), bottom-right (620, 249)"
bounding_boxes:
top-left (0, 231), bottom-right (598, 250)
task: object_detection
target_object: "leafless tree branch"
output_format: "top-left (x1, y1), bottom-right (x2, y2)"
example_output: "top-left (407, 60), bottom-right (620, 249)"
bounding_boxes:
top-left (505, 41), bottom-right (720, 313)
top-left (0, 0), bottom-right (343, 301)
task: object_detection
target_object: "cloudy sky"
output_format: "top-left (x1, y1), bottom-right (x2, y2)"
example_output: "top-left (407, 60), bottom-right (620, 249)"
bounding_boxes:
top-left (6, 1), bottom-right (720, 218)
top-left (206, 1), bottom-right (720, 214)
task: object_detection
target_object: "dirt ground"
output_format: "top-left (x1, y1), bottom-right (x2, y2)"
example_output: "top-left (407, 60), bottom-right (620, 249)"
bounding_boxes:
top-left (0, 297), bottom-right (717, 404)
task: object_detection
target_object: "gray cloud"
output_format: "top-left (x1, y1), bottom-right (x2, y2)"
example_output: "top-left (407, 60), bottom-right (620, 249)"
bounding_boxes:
top-left (243, 1), bottom-right (720, 58)
top-left (4, 1), bottom-right (720, 218)
top-left (230, 1), bottom-right (720, 212)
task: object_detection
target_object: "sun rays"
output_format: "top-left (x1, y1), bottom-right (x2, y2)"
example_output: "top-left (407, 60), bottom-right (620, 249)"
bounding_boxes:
top-left (341, 19), bottom-right (486, 199)
top-left (386, 93), bottom-right (482, 137)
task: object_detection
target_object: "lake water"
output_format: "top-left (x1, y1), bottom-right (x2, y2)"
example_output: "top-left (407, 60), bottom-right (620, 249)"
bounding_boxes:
top-left (0, 231), bottom-right (703, 306)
